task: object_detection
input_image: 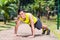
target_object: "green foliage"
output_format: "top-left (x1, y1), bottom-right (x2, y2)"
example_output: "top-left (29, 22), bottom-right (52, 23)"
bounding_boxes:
top-left (0, 0), bottom-right (18, 14)
top-left (19, 0), bottom-right (55, 13)
top-left (0, 0), bottom-right (18, 24)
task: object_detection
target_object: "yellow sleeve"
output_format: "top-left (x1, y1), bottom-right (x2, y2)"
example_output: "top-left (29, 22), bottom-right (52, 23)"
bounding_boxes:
top-left (19, 17), bottom-right (23, 21)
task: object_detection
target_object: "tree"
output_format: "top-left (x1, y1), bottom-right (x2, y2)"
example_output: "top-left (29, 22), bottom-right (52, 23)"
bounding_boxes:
top-left (0, 0), bottom-right (18, 24)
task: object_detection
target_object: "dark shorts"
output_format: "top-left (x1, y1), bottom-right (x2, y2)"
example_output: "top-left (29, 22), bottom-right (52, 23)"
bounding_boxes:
top-left (34, 18), bottom-right (42, 30)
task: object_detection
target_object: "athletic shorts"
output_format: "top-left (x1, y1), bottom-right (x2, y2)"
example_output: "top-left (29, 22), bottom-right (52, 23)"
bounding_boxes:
top-left (34, 18), bottom-right (42, 30)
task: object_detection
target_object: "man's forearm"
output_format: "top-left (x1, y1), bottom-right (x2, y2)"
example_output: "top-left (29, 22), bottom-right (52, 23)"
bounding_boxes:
top-left (15, 25), bottom-right (18, 34)
top-left (31, 23), bottom-right (35, 37)
top-left (15, 20), bottom-right (20, 34)
top-left (31, 26), bottom-right (35, 36)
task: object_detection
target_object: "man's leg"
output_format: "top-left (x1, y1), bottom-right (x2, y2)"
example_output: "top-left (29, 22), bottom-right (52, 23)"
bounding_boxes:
top-left (42, 25), bottom-right (50, 35)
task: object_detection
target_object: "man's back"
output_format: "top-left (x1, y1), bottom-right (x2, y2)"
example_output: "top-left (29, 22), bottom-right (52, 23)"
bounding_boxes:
top-left (19, 13), bottom-right (37, 24)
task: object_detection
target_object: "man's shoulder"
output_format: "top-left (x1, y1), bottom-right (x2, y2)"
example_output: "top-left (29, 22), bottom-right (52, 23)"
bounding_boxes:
top-left (26, 13), bottom-right (31, 14)
top-left (26, 13), bottom-right (32, 15)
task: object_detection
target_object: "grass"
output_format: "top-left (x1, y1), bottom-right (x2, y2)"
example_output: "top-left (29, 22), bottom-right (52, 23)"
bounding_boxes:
top-left (41, 16), bottom-right (60, 40)
top-left (0, 21), bottom-right (15, 31)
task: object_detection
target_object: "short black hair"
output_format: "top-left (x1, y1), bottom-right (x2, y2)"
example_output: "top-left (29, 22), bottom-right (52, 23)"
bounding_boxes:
top-left (18, 9), bottom-right (26, 15)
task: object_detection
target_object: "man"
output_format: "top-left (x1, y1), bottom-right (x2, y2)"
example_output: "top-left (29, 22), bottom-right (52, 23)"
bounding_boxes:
top-left (15, 10), bottom-right (50, 37)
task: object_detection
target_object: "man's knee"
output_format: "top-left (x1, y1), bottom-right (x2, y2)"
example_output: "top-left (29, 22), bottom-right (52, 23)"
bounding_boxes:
top-left (42, 24), bottom-right (48, 29)
top-left (42, 24), bottom-right (47, 27)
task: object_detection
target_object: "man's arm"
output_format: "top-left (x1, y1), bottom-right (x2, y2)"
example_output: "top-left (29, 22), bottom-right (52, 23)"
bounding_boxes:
top-left (29, 14), bottom-right (35, 37)
top-left (15, 16), bottom-right (20, 34)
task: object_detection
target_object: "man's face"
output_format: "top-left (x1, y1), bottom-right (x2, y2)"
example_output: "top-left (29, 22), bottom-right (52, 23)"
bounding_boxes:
top-left (19, 11), bottom-right (26, 19)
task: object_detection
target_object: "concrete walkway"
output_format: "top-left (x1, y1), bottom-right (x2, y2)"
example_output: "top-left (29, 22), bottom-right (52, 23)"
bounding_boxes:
top-left (0, 24), bottom-right (58, 40)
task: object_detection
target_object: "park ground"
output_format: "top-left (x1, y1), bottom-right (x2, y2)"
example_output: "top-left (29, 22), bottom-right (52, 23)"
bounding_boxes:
top-left (0, 16), bottom-right (60, 40)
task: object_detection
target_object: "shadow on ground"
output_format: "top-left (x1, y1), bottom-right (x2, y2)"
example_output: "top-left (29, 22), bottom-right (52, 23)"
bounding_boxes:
top-left (16, 34), bottom-right (43, 38)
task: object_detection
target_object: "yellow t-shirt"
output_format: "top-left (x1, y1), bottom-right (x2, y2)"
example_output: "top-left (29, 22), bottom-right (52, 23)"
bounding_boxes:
top-left (19, 13), bottom-right (37, 24)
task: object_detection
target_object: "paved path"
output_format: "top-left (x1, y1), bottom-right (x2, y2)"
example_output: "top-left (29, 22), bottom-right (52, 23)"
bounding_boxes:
top-left (0, 24), bottom-right (58, 40)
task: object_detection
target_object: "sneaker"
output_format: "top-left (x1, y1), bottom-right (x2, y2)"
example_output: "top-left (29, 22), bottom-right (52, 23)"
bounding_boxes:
top-left (42, 30), bottom-right (46, 34)
top-left (46, 29), bottom-right (50, 35)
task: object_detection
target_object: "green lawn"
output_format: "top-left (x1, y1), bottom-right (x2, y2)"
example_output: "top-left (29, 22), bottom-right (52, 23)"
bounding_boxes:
top-left (0, 21), bottom-right (15, 31)
top-left (41, 17), bottom-right (60, 40)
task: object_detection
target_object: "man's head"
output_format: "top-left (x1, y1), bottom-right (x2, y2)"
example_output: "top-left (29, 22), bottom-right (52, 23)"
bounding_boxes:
top-left (18, 9), bottom-right (26, 19)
